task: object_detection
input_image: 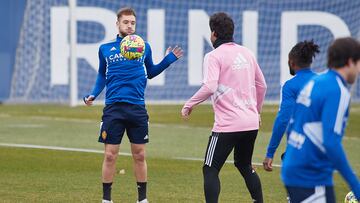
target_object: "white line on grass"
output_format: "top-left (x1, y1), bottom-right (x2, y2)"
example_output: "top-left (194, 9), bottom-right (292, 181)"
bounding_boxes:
top-left (0, 143), bottom-right (281, 168)
top-left (3, 114), bottom-right (216, 131)
top-left (7, 124), bottom-right (46, 128)
top-left (174, 156), bottom-right (282, 168)
top-left (0, 143), bottom-right (132, 156)
top-left (0, 113), bottom-right (10, 117)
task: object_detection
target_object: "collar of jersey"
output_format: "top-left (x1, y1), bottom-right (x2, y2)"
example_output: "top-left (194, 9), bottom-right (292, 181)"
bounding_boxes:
top-left (116, 35), bottom-right (123, 42)
top-left (329, 69), bottom-right (347, 86)
top-left (296, 67), bottom-right (311, 74)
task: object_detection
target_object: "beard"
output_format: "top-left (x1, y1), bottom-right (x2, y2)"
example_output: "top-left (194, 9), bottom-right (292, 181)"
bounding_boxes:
top-left (119, 29), bottom-right (134, 37)
top-left (347, 74), bottom-right (357, 84)
top-left (288, 61), bottom-right (295, 76)
top-left (119, 31), bottom-right (128, 37)
top-left (289, 68), bottom-right (295, 76)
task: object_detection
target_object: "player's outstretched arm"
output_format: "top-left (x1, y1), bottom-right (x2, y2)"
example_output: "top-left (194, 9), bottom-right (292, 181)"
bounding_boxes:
top-left (144, 44), bottom-right (183, 79)
top-left (181, 85), bottom-right (213, 120)
top-left (165, 45), bottom-right (183, 59)
top-left (181, 54), bottom-right (219, 120)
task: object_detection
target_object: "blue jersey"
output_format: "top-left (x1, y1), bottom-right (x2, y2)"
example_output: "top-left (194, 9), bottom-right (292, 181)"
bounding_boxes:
top-left (266, 68), bottom-right (316, 158)
top-left (281, 70), bottom-right (360, 198)
top-left (90, 35), bottom-right (178, 105)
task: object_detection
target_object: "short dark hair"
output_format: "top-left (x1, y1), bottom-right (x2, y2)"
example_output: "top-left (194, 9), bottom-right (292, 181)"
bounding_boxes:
top-left (117, 7), bottom-right (136, 19)
top-left (209, 12), bottom-right (234, 40)
top-left (289, 40), bottom-right (320, 68)
top-left (327, 37), bottom-right (360, 69)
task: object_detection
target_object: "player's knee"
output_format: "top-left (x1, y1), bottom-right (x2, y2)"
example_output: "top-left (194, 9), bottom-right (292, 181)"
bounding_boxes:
top-left (104, 151), bottom-right (117, 163)
top-left (132, 150), bottom-right (146, 162)
top-left (234, 162), bottom-right (252, 175)
top-left (203, 165), bottom-right (219, 178)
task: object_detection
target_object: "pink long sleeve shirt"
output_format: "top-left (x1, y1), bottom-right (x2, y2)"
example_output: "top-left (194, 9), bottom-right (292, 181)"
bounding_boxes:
top-left (183, 42), bottom-right (267, 132)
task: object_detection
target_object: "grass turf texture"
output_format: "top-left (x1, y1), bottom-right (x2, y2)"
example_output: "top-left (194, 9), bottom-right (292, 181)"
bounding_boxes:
top-left (0, 104), bottom-right (359, 202)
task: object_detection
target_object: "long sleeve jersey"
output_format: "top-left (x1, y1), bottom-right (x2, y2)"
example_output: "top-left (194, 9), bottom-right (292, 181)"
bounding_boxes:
top-left (266, 68), bottom-right (316, 158)
top-left (281, 70), bottom-right (360, 199)
top-left (90, 35), bottom-right (178, 105)
top-left (183, 42), bottom-right (267, 132)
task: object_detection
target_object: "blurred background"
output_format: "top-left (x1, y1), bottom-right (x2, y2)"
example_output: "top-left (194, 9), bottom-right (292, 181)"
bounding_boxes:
top-left (1, 0), bottom-right (360, 105)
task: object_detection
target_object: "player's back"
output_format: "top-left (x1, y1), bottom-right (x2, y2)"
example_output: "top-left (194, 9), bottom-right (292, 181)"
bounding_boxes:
top-left (282, 69), bottom-right (350, 187)
top-left (206, 42), bottom-right (266, 132)
top-left (283, 68), bottom-right (316, 101)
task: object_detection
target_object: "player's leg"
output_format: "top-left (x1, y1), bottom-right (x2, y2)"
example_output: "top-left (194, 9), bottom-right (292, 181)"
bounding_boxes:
top-left (102, 144), bottom-right (120, 201)
top-left (286, 186), bottom-right (335, 203)
top-left (99, 103), bottom-right (126, 202)
top-left (126, 103), bottom-right (149, 203)
top-left (131, 143), bottom-right (148, 202)
top-left (234, 130), bottom-right (263, 203)
top-left (203, 132), bottom-right (235, 203)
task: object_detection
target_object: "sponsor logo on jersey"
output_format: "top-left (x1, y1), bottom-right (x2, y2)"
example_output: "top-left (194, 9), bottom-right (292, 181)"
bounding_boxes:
top-left (107, 52), bottom-right (145, 63)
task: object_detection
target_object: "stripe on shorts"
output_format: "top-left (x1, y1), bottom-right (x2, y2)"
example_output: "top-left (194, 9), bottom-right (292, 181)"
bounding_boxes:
top-left (205, 133), bottom-right (219, 166)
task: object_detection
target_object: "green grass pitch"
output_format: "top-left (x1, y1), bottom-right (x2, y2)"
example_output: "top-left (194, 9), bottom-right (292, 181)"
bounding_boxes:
top-left (0, 104), bottom-right (359, 202)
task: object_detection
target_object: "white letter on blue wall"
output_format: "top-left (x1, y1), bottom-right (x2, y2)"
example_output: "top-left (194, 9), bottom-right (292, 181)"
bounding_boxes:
top-left (51, 7), bottom-right (116, 86)
top-left (281, 11), bottom-right (350, 85)
top-left (242, 11), bottom-right (258, 58)
top-left (147, 9), bottom-right (165, 86)
top-left (188, 10), bottom-right (212, 86)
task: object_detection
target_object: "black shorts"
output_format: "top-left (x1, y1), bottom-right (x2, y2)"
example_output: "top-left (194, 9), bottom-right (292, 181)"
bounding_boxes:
top-left (286, 186), bottom-right (335, 203)
top-left (204, 130), bottom-right (258, 170)
top-left (98, 102), bottom-right (149, 144)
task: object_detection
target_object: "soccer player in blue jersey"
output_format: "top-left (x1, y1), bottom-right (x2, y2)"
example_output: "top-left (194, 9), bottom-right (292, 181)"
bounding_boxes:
top-left (263, 40), bottom-right (319, 171)
top-left (83, 7), bottom-right (183, 203)
top-left (281, 37), bottom-right (360, 202)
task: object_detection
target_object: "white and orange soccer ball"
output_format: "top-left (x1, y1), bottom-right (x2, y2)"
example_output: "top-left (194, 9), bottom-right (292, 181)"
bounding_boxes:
top-left (120, 34), bottom-right (145, 60)
top-left (345, 191), bottom-right (358, 203)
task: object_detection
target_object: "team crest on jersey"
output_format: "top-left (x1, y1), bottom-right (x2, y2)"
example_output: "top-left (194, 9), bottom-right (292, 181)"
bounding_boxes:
top-left (101, 130), bottom-right (107, 140)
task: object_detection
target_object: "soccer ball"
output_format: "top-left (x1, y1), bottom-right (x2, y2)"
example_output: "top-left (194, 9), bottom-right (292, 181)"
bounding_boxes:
top-left (345, 191), bottom-right (358, 203)
top-left (120, 34), bottom-right (145, 60)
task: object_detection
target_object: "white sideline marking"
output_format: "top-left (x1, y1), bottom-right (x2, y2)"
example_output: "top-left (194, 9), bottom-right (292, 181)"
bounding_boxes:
top-left (0, 143), bottom-right (131, 156)
top-left (27, 116), bottom-right (95, 123)
top-left (1, 115), bottom-right (212, 130)
top-left (174, 156), bottom-right (282, 168)
top-left (344, 136), bottom-right (360, 140)
top-left (7, 124), bottom-right (46, 128)
top-left (0, 143), bottom-right (282, 168)
top-left (0, 113), bottom-right (11, 117)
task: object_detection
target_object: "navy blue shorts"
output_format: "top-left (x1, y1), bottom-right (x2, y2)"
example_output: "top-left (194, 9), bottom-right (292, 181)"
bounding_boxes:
top-left (286, 186), bottom-right (335, 203)
top-left (99, 102), bottom-right (149, 144)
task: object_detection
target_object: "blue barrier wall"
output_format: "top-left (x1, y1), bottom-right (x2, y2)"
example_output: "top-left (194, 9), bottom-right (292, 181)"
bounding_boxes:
top-left (5, 0), bottom-right (360, 103)
top-left (0, 0), bottom-right (27, 101)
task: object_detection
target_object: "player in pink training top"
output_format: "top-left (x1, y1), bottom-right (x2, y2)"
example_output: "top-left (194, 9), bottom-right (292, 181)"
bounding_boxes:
top-left (181, 12), bottom-right (267, 203)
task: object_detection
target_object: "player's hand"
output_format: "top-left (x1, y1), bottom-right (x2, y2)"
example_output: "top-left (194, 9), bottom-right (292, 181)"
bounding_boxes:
top-left (259, 114), bottom-right (262, 127)
top-left (263, 157), bottom-right (273, 172)
top-left (181, 106), bottom-right (192, 120)
top-left (166, 45), bottom-right (183, 59)
top-left (83, 95), bottom-right (95, 106)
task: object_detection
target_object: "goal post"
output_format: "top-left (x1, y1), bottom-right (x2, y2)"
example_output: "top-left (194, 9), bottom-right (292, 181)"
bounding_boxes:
top-left (69, 0), bottom-right (78, 107)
